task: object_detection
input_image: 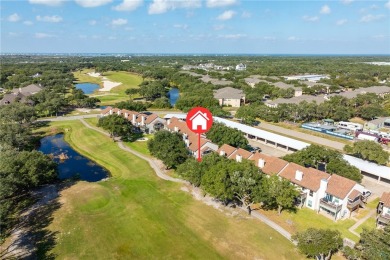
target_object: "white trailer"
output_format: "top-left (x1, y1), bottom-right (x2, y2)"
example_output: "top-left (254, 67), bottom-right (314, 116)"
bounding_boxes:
top-left (357, 132), bottom-right (379, 142)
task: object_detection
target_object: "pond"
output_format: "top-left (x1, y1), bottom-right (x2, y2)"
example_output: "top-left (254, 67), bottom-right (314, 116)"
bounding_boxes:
top-left (75, 83), bottom-right (100, 94)
top-left (168, 88), bottom-right (179, 106)
top-left (39, 134), bottom-right (109, 182)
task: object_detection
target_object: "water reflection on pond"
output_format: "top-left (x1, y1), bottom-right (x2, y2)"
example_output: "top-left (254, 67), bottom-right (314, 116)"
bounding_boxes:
top-left (39, 134), bottom-right (109, 182)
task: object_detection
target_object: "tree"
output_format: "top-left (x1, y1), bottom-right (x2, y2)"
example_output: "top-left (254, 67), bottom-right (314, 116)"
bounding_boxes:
top-left (229, 159), bottom-right (263, 210)
top-left (125, 88), bottom-right (139, 100)
top-left (260, 175), bottom-right (299, 215)
top-left (176, 153), bottom-right (223, 187)
top-left (147, 130), bottom-right (188, 169)
top-left (344, 140), bottom-right (389, 165)
top-left (0, 147), bottom-right (58, 236)
top-left (153, 97), bottom-right (171, 109)
top-left (97, 114), bottom-right (135, 141)
top-left (206, 122), bottom-right (248, 148)
top-left (350, 226), bottom-right (390, 260)
top-left (115, 100), bottom-right (148, 111)
top-left (139, 81), bottom-right (167, 101)
top-left (201, 159), bottom-right (234, 204)
top-left (236, 105), bottom-right (258, 125)
top-left (283, 145), bottom-right (363, 182)
top-left (293, 228), bottom-right (343, 260)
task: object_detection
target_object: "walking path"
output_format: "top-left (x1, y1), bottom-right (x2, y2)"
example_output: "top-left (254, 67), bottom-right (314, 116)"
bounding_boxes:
top-left (80, 119), bottom-right (186, 183)
top-left (79, 118), bottom-right (295, 243)
top-left (348, 209), bottom-right (376, 237)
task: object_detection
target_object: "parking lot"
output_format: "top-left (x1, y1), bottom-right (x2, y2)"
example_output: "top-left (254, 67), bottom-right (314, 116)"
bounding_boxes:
top-left (247, 138), bottom-right (292, 158)
top-left (361, 177), bottom-right (390, 202)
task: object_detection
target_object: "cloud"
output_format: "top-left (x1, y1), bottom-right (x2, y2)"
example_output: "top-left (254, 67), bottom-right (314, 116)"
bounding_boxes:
top-left (173, 24), bottom-right (188, 30)
top-left (108, 36), bottom-right (117, 40)
top-left (218, 34), bottom-right (246, 39)
top-left (263, 36), bottom-right (276, 40)
top-left (89, 20), bottom-right (97, 25)
top-left (385, 1), bottom-right (390, 9)
top-left (111, 18), bottom-right (127, 26)
top-left (288, 36), bottom-right (299, 41)
top-left (8, 32), bottom-right (21, 37)
top-left (74, 0), bottom-right (112, 8)
top-left (213, 24), bottom-right (225, 30)
top-left (35, 33), bottom-right (56, 38)
top-left (336, 19), bottom-right (347, 25)
top-left (29, 0), bottom-right (64, 6)
top-left (320, 5), bottom-right (331, 14)
top-left (148, 0), bottom-right (201, 14)
top-left (241, 11), bottom-right (251, 18)
top-left (36, 15), bottom-right (63, 23)
top-left (206, 0), bottom-right (237, 8)
top-left (8, 13), bottom-right (21, 22)
top-left (302, 15), bottom-right (319, 22)
top-left (372, 34), bottom-right (385, 39)
top-left (217, 10), bottom-right (236, 21)
top-left (360, 14), bottom-right (385, 22)
top-left (23, 20), bottom-right (34, 26)
top-left (341, 0), bottom-right (354, 5)
top-left (113, 0), bottom-right (143, 11)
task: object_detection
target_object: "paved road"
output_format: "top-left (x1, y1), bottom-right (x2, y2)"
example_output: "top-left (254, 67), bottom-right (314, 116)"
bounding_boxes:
top-left (256, 122), bottom-right (347, 151)
top-left (38, 114), bottom-right (99, 121)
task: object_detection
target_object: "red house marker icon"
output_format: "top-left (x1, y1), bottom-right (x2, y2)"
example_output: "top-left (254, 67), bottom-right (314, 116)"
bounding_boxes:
top-left (186, 107), bottom-right (213, 162)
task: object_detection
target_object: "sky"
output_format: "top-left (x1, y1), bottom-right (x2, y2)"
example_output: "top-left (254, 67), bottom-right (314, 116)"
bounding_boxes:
top-left (1, 0), bottom-right (390, 54)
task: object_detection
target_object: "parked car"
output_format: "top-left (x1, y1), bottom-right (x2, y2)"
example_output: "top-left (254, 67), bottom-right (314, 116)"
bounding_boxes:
top-left (362, 190), bottom-right (372, 198)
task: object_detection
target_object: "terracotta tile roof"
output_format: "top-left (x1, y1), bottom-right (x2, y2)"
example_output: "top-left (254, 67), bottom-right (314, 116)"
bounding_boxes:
top-left (229, 148), bottom-right (253, 160)
top-left (348, 189), bottom-right (362, 200)
top-left (380, 192), bottom-right (390, 208)
top-left (279, 162), bottom-right (330, 191)
top-left (249, 152), bottom-right (289, 175)
top-left (326, 174), bottom-right (356, 199)
top-left (188, 137), bottom-right (209, 152)
top-left (101, 106), bottom-right (112, 115)
top-left (136, 114), bottom-right (148, 123)
top-left (145, 114), bottom-right (158, 124)
top-left (112, 108), bottom-right (120, 114)
top-left (217, 144), bottom-right (237, 157)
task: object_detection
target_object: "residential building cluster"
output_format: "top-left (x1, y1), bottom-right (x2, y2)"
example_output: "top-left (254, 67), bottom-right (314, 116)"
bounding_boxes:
top-left (100, 107), bottom-right (389, 225)
top-left (217, 144), bottom-right (366, 221)
top-left (0, 84), bottom-right (42, 106)
top-left (181, 63), bottom-right (246, 71)
top-left (100, 106), bottom-right (165, 134)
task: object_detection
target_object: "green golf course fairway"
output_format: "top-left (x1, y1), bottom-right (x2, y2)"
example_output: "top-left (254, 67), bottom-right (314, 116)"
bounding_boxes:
top-left (44, 120), bottom-right (303, 259)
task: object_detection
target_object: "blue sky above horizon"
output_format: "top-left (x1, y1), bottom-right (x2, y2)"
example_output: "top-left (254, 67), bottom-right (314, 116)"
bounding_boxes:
top-left (1, 0), bottom-right (390, 54)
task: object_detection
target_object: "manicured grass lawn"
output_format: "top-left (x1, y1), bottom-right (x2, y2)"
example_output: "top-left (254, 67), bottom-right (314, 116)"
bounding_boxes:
top-left (73, 69), bottom-right (102, 86)
top-left (355, 217), bottom-right (377, 235)
top-left (42, 120), bottom-right (303, 259)
top-left (255, 207), bottom-right (360, 242)
top-left (124, 135), bottom-right (152, 157)
top-left (73, 70), bottom-right (143, 106)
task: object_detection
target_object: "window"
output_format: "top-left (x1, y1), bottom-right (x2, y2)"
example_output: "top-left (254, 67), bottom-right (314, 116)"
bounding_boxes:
top-left (308, 200), bottom-right (312, 207)
top-left (334, 198), bottom-right (339, 204)
top-left (309, 190), bottom-right (313, 197)
top-left (387, 208), bottom-right (390, 214)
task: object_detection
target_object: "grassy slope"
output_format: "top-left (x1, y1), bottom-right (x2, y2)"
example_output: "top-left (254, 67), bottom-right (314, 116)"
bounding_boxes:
top-left (44, 120), bottom-right (302, 259)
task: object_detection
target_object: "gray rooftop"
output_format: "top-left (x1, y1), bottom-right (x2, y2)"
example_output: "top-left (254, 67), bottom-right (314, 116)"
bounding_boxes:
top-left (12, 84), bottom-right (42, 95)
top-left (272, 82), bottom-right (295, 89)
top-left (367, 117), bottom-right (390, 125)
top-left (214, 87), bottom-right (245, 99)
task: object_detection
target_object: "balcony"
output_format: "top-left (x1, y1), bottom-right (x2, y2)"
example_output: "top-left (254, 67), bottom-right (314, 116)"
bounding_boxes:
top-left (320, 198), bottom-right (342, 213)
top-left (347, 199), bottom-right (361, 210)
top-left (377, 214), bottom-right (390, 225)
